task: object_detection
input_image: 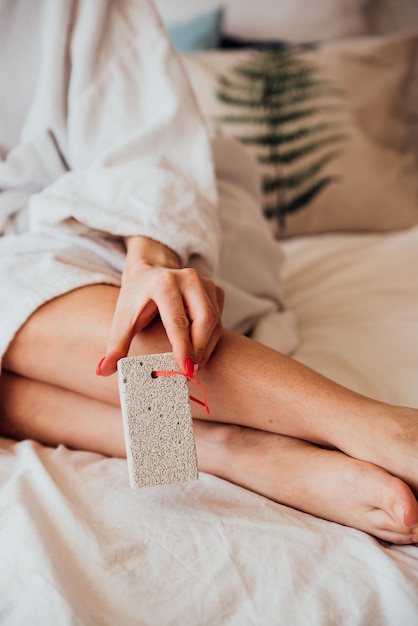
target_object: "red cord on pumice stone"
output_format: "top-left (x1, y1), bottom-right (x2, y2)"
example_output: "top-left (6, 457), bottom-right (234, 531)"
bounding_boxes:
top-left (151, 370), bottom-right (210, 415)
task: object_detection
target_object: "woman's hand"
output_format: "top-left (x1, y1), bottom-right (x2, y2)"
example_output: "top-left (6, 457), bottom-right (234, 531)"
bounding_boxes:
top-left (96, 236), bottom-right (224, 376)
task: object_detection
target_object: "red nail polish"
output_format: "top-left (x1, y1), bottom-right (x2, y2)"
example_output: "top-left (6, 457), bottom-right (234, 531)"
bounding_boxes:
top-left (96, 356), bottom-right (106, 376)
top-left (185, 357), bottom-right (194, 378)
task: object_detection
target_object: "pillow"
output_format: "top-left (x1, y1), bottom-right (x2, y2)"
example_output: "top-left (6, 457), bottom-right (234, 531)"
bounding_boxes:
top-left (181, 34), bottom-right (418, 237)
top-left (366, 0), bottom-right (418, 163)
top-left (154, 0), bottom-right (369, 43)
top-left (166, 6), bottom-right (223, 52)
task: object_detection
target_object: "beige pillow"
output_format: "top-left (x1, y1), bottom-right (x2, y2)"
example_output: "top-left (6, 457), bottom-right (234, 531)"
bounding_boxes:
top-left (182, 34), bottom-right (418, 236)
top-left (366, 0), bottom-right (418, 160)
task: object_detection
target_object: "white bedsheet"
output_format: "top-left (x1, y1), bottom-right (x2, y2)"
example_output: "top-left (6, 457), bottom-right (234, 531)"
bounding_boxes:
top-left (283, 225), bottom-right (418, 406)
top-left (2, 225), bottom-right (418, 626)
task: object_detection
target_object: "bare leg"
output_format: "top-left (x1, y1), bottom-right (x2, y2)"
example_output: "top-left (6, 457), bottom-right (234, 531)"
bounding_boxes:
top-left (0, 371), bottom-right (125, 457)
top-left (194, 420), bottom-right (418, 544)
top-left (3, 285), bottom-right (418, 497)
top-left (2, 371), bottom-right (418, 543)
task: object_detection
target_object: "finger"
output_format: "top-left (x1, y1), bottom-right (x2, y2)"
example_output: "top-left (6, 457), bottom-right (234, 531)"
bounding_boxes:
top-left (152, 271), bottom-right (194, 374)
top-left (197, 284), bottom-right (225, 369)
top-left (181, 273), bottom-right (223, 367)
top-left (215, 283), bottom-right (225, 315)
top-left (196, 321), bottom-right (223, 370)
top-left (194, 282), bottom-right (224, 368)
top-left (195, 280), bottom-right (224, 367)
top-left (97, 311), bottom-right (136, 377)
top-left (98, 295), bottom-right (157, 377)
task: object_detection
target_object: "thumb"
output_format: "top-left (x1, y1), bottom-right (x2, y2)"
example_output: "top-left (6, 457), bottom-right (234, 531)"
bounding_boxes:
top-left (96, 299), bottom-right (157, 377)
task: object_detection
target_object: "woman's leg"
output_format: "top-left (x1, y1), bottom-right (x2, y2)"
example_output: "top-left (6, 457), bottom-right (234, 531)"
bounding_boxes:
top-left (3, 284), bottom-right (418, 497)
top-left (2, 371), bottom-right (417, 543)
top-left (0, 371), bottom-right (125, 456)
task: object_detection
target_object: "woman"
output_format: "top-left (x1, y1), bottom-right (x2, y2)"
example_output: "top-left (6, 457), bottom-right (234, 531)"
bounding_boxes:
top-left (1, 0), bottom-right (418, 544)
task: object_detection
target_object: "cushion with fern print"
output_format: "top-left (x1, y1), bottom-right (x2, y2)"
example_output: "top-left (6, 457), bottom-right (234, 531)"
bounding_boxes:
top-left (181, 33), bottom-right (418, 237)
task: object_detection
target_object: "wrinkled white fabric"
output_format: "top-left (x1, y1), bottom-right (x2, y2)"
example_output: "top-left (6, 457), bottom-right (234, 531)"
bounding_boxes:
top-left (1, 2), bottom-right (418, 622)
top-left (0, 0), bottom-right (296, 364)
top-left (0, 136), bottom-right (295, 362)
top-left (0, 0), bottom-right (219, 271)
top-left (1, 225), bottom-right (418, 625)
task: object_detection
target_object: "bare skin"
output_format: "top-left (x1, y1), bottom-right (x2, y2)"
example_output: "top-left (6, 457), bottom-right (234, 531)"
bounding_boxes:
top-left (2, 284), bottom-right (418, 544)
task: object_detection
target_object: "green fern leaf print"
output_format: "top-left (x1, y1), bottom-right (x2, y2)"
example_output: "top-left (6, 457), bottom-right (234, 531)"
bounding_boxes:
top-left (215, 47), bottom-right (348, 232)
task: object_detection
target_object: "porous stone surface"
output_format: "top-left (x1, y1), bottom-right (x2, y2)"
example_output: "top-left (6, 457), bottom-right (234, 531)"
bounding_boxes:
top-left (117, 353), bottom-right (199, 489)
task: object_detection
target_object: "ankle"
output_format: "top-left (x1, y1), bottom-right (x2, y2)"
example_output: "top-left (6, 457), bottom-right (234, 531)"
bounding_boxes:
top-left (194, 421), bottom-right (243, 474)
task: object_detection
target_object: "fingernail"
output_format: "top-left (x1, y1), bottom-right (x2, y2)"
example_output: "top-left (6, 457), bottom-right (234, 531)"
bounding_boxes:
top-left (185, 357), bottom-right (194, 378)
top-left (194, 363), bottom-right (199, 373)
top-left (96, 356), bottom-right (106, 376)
top-left (393, 502), bottom-right (405, 525)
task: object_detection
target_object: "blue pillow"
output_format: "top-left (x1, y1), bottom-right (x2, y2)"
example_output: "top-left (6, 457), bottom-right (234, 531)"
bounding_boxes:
top-left (167, 6), bottom-right (223, 52)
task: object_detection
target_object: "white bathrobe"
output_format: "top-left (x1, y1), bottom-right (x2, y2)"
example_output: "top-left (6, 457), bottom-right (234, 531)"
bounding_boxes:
top-left (0, 0), bottom-right (297, 366)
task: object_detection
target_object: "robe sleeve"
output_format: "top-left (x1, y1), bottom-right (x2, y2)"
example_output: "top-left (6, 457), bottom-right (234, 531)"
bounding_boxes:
top-left (28, 0), bottom-right (220, 276)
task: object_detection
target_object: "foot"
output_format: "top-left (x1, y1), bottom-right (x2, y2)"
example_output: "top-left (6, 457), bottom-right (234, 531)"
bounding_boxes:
top-left (193, 420), bottom-right (418, 544)
top-left (332, 405), bottom-right (418, 499)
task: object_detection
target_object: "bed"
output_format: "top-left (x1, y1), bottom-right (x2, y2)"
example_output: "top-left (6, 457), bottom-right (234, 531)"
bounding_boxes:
top-left (2, 1), bottom-right (418, 624)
